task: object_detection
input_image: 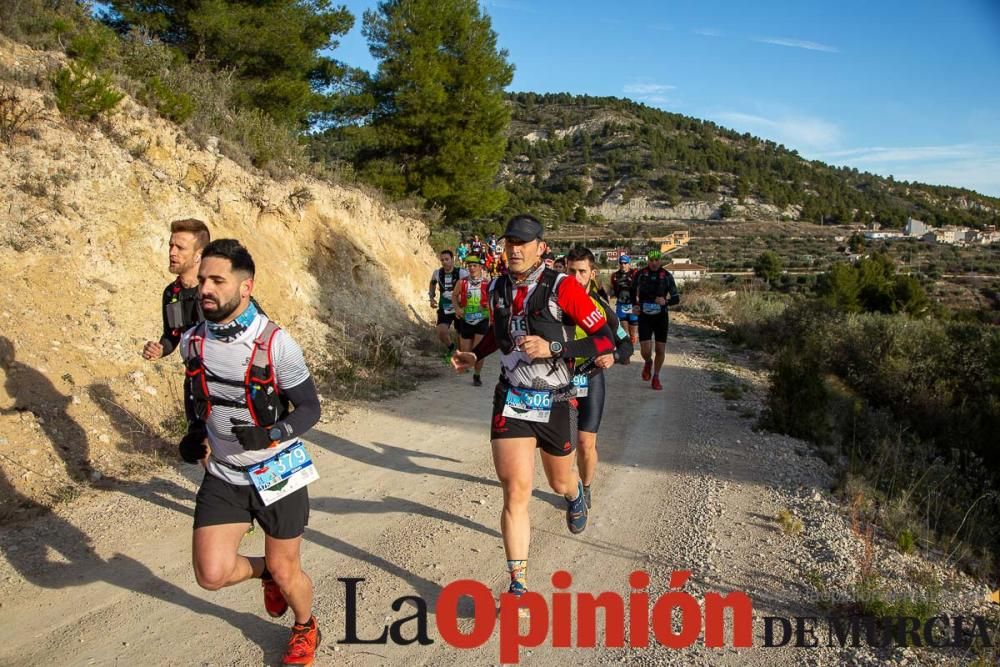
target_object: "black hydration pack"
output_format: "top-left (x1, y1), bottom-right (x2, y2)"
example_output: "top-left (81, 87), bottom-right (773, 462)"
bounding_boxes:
top-left (185, 320), bottom-right (288, 426)
top-left (490, 268), bottom-right (572, 354)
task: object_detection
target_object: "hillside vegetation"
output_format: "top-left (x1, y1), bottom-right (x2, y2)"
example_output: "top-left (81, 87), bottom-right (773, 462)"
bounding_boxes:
top-left (498, 92), bottom-right (1000, 230)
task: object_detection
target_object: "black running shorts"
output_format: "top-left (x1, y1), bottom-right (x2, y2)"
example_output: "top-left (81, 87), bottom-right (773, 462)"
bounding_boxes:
top-left (436, 311), bottom-right (458, 328)
top-left (193, 471), bottom-right (309, 539)
top-left (490, 383), bottom-right (578, 456)
top-left (459, 318), bottom-right (490, 340)
top-left (638, 311), bottom-right (669, 343)
top-left (576, 371), bottom-right (606, 434)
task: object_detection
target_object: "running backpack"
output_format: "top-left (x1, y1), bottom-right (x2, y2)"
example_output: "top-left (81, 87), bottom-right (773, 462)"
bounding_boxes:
top-left (185, 321), bottom-right (288, 427)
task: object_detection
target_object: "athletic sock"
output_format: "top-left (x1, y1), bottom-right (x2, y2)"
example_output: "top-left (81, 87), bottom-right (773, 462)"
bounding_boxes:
top-left (507, 559), bottom-right (527, 588)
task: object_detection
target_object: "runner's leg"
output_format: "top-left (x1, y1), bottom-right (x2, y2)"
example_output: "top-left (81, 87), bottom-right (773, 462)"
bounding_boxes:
top-left (539, 448), bottom-right (581, 498)
top-left (472, 333), bottom-right (485, 375)
top-left (576, 431), bottom-right (598, 486)
top-left (192, 522), bottom-right (260, 590)
top-left (265, 534), bottom-right (313, 625)
top-left (491, 437), bottom-right (537, 561)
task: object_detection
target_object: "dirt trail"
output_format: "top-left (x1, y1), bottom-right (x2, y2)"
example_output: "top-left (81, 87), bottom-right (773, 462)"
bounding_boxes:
top-left (0, 325), bottom-right (949, 666)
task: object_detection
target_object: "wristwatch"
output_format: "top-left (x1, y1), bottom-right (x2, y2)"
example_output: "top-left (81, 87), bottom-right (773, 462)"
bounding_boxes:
top-left (268, 426), bottom-right (283, 442)
top-left (549, 340), bottom-right (563, 356)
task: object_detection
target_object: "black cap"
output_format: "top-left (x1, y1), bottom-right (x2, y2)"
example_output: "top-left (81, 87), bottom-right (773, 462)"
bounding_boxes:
top-left (502, 215), bottom-right (543, 242)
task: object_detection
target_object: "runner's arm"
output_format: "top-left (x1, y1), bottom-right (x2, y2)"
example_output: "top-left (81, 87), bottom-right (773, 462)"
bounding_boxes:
top-left (471, 328), bottom-right (498, 359)
top-left (267, 332), bottom-right (321, 440)
top-left (666, 272), bottom-right (680, 306)
top-left (556, 278), bottom-right (615, 359)
top-left (268, 376), bottom-right (320, 440)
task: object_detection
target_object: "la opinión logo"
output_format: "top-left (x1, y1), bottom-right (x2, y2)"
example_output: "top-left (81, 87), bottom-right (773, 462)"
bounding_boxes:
top-left (339, 569), bottom-right (753, 663)
top-left (336, 570), bottom-right (995, 663)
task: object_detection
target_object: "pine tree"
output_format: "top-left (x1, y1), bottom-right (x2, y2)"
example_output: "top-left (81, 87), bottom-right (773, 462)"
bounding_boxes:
top-left (359, 0), bottom-right (514, 220)
top-left (107, 0), bottom-right (354, 127)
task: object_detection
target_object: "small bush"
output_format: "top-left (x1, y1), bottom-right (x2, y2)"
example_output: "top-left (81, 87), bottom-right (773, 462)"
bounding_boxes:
top-left (66, 24), bottom-right (119, 68)
top-left (141, 76), bottom-right (194, 123)
top-left (51, 62), bottom-right (123, 120)
top-left (0, 85), bottom-right (47, 145)
top-left (224, 108), bottom-right (305, 171)
top-left (777, 509), bottom-right (803, 536)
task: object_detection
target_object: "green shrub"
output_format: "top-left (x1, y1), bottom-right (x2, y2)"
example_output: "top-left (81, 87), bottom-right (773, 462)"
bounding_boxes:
top-left (223, 108), bottom-right (305, 171)
top-left (51, 62), bottom-right (123, 120)
top-left (67, 24), bottom-right (119, 68)
top-left (141, 76), bottom-right (194, 123)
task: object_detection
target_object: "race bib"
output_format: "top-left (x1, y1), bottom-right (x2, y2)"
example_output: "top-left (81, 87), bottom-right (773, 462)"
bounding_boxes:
top-left (510, 315), bottom-right (528, 339)
top-left (642, 302), bottom-right (663, 315)
top-left (502, 387), bottom-right (552, 423)
top-left (247, 442), bottom-right (319, 506)
top-left (617, 303), bottom-right (632, 315)
top-left (465, 311), bottom-right (485, 324)
top-left (572, 373), bottom-right (589, 398)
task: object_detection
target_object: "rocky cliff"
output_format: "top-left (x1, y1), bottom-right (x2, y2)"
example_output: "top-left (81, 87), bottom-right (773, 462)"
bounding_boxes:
top-left (0, 37), bottom-right (436, 515)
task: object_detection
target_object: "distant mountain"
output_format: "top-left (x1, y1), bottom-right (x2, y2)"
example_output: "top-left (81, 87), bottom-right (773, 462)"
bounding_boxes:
top-left (499, 92), bottom-right (1000, 230)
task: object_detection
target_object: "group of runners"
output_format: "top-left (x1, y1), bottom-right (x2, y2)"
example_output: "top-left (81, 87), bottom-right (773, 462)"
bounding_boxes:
top-left (138, 214), bottom-right (679, 665)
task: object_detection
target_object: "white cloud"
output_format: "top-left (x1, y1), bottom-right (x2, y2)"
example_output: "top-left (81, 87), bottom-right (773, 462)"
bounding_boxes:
top-left (694, 28), bottom-right (722, 37)
top-left (714, 110), bottom-right (842, 150)
top-left (753, 37), bottom-right (839, 53)
top-left (623, 83), bottom-right (676, 95)
top-left (623, 83), bottom-right (676, 108)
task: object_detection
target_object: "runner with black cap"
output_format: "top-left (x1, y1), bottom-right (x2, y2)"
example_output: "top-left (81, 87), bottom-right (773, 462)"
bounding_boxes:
top-left (452, 215), bottom-right (615, 606)
top-left (633, 249), bottom-right (679, 391)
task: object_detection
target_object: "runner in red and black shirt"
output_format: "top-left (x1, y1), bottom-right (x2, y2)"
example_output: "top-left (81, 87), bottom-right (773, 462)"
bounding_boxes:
top-left (452, 215), bottom-right (613, 610)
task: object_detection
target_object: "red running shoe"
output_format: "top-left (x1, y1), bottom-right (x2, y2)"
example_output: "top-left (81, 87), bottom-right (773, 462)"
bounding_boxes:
top-left (282, 617), bottom-right (321, 666)
top-left (263, 578), bottom-right (288, 618)
top-left (641, 360), bottom-right (652, 381)
top-left (651, 376), bottom-right (663, 391)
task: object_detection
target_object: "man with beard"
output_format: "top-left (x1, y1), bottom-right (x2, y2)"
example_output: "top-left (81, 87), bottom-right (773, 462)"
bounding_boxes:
top-left (178, 239), bottom-right (322, 666)
top-left (142, 219), bottom-right (210, 361)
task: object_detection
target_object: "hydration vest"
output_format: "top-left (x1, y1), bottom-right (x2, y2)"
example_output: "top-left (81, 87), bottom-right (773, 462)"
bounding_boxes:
top-left (612, 268), bottom-right (637, 303)
top-left (456, 277), bottom-right (490, 311)
top-left (185, 320), bottom-right (288, 427)
top-left (491, 268), bottom-right (571, 355)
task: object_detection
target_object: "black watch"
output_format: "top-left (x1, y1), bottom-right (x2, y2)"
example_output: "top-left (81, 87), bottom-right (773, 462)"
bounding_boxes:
top-left (549, 340), bottom-right (563, 356)
top-left (268, 426), bottom-right (283, 441)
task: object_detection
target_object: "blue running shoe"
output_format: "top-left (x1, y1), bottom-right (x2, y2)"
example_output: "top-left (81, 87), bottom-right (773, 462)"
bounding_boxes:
top-left (566, 480), bottom-right (588, 534)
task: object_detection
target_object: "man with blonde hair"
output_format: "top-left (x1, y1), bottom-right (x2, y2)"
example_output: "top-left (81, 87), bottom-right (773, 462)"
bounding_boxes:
top-left (142, 218), bottom-right (211, 360)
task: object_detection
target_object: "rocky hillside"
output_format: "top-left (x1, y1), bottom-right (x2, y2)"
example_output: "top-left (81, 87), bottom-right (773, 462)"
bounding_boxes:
top-left (501, 92), bottom-right (1000, 229)
top-left (0, 37), bottom-right (437, 517)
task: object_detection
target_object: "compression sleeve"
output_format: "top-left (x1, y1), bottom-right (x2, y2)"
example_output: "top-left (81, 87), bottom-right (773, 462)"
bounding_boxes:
top-left (666, 272), bottom-right (680, 306)
top-left (555, 277), bottom-right (614, 360)
top-left (269, 376), bottom-right (320, 440)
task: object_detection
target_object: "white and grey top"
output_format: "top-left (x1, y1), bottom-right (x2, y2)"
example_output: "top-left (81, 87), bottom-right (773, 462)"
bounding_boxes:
top-left (180, 313), bottom-right (310, 485)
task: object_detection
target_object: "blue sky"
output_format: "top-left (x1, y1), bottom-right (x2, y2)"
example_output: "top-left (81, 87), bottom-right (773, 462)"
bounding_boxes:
top-left (331, 0), bottom-right (1000, 197)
